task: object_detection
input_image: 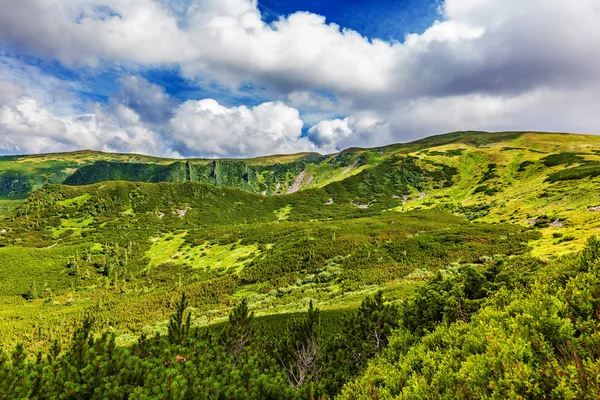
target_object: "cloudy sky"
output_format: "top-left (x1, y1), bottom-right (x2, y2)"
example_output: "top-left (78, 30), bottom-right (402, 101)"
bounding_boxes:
top-left (0, 0), bottom-right (598, 158)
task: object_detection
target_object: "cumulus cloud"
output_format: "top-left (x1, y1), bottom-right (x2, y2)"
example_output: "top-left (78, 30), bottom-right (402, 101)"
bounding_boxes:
top-left (6, 0), bottom-right (596, 100)
top-left (115, 75), bottom-right (177, 124)
top-left (0, 0), bottom-right (194, 66)
top-left (0, 96), bottom-right (164, 155)
top-left (308, 116), bottom-right (391, 153)
top-left (0, 60), bottom-right (313, 158)
top-left (1, 0), bottom-right (600, 156)
top-left (169, 99), bottom-right (313, 157)
top-left (0, 65), bottom-right (166, 155)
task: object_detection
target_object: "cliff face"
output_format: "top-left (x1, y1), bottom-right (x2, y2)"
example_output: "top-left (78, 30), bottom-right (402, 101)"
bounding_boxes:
top-left (60, 155), bottom-right (355, 196)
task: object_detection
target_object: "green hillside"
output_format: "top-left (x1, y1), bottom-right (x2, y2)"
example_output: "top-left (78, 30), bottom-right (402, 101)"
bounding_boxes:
top-left (5, 130), bottom-right (600, 256)
top-left (1, 131), bottom-right (600, 398)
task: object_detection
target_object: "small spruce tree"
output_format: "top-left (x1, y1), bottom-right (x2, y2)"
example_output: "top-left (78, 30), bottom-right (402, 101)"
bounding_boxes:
top-left (342, 291), bottom-right (399, 367)
top-left (226, 298), bottom-right (254, 363)
top-left (168, 292), bottom-right (191, 344)
top-left (277, 300), bottom-right (323, 390)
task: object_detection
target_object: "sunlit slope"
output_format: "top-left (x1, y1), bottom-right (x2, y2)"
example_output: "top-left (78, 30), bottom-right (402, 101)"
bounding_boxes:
top-left (3, 130), bottom-right (600, 255)
top-left (391, 132), bottom-right (600, 256)
top-left (5, 129), bottom-right (600, 350)
top-left (0, 154), bottom-right (533, 349)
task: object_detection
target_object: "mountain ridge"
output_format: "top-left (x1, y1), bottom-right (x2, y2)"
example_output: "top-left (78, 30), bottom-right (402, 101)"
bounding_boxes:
top-left (4, 130), bottom-right (600, 257)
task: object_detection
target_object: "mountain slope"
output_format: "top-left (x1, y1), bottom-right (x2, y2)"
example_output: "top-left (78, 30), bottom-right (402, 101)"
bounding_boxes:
top-left (4, 130), bottom-right (600, 254)
top-left (2, 130), bottom-right (600, 354)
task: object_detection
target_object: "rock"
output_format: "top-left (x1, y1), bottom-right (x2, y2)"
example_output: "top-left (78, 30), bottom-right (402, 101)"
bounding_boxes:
top-left (588, 206), bottom-right (600, 212)
top-left (286, 171), bottom-right (306, 194)
top-left (172, 206), bottom-right (190, 217)
top-left (343, 159), bottom-right (360, 174)
top-left (325, 198), bottom-right (334, 205)
top-left (550, 219), bottom-right (564, 227)
top-left (352, 201), bottom-right (370, 209)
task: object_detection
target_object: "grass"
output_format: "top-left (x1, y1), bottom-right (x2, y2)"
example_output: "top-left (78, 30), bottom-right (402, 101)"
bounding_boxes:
top-left (51, 216), bottom-right (94, 238)
top-left (146, 232), bottom-right (261, 272)
top-left (0, 244), bottom-right (89, 297)
top-left (179, 241), bottom-right (260, 271)
top-left (274, 204), bottom-right (292, 220)
top-left (56, 193), bottom-right (90, 207)
top-left (146, 232), bottom-right (188, 268)
top-left (5, 130), bottom-right (600, 352)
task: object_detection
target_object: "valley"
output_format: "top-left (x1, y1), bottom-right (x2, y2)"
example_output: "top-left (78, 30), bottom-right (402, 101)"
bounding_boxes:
top-left (1, 130), bottom-right (600, 398)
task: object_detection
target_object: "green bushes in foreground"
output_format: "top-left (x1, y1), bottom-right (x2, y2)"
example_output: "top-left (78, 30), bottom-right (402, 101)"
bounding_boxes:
top-left (0, 243), bottom-right (560, 399)
top-left (339, 238), bottom-right (600, 399)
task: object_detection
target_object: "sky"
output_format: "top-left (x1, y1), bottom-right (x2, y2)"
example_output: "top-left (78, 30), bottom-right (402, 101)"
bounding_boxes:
top-left (0, 0), bottom-right (599, 158)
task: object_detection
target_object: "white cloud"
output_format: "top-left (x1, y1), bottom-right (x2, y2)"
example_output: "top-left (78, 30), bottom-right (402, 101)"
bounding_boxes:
top-left (1, 0), bottom-right (600, 156)
top-left (308, 116), bottom-right (390, 153)
top-left (307, 118), bottom-right (353, 152)
top-left (0, 95), bottom-right (164, 156)
top-left (182, 9), bottom-right (399, 96)
top-left (2, 0), bottom-right (600, 101)
top-left (0, 0), bottom-right (194, 66)
top-left (286, 91), bottom-right (336, 111)
top-left (169, 99), bottom-right (313, 157)
top-left (0, 81), bottom-right (24, 107)
top-left (0, 52), bottom-right (81, 115)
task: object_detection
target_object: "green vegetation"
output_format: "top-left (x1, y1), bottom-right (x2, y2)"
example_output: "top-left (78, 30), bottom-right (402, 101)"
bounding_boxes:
top-left (3, 239), bottom-right (599, 398)
top-left (2, 131), bottom-right (600, 398)
top-left (541, 152), bottom-right (587, 167)
top-left (546, 162), bottom-right (600, 182)
top-left (340, 238), bottom-right (600, 399)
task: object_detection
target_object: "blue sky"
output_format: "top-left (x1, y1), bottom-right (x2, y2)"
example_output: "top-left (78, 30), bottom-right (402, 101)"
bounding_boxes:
top-left (259, 0), bottom-right (440, 42)
top-left (0, 0), bottom-right (598, 157)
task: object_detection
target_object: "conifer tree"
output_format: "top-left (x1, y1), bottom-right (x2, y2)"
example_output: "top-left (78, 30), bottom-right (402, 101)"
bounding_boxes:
top-left (277, 300), bottom-right (323, 390)
top-left (168, 292), bottom-right (191, 344)
top-left (226, 298), bottom-right (254, 363)
top-left (24, 280), bottom-right (37, 300)
top-left (342, 291), bottom-right (399, 367)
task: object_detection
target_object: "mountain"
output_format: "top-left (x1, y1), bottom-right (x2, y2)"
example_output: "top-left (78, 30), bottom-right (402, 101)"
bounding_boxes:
top-left (3, 130), bottom-right (600, 254)
top-left (1, 130), bottom-right (600, 398)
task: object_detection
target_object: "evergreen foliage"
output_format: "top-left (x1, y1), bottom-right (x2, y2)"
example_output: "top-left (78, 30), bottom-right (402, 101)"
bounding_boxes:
top-left (276, 301), bottom-right (323, 391)
top-left (224, 298), bottom-right (254, 363)
top-left (167, 293), bottom-right (191, 344)
top-left (1, 242), bottom-right (598, 398)
top-left (342, 291), bottom-right (400, 366)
